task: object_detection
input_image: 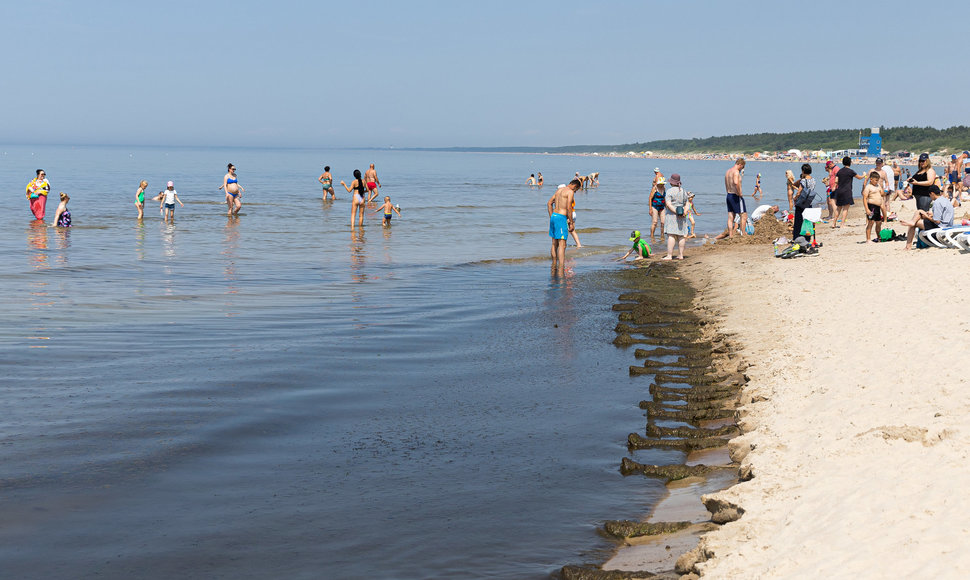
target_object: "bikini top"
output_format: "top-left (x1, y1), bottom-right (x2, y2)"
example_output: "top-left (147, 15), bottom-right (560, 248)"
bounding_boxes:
top-left (227, 177), bottom-right (238, 184)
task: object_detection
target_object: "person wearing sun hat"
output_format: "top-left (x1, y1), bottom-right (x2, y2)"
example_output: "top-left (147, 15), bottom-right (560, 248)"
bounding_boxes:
top-left (664, 173), bottom-right (689, 259)
top-left (616, 230), bottom-right (651, 261)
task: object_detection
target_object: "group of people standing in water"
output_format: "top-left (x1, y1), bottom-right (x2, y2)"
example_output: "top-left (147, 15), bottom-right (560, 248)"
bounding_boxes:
top-left (25, 169), bottom-right (71, 227)
top-left (319, 163), bottom-right (386, 229)
top-left (25, 162), bottom-right (396, 229)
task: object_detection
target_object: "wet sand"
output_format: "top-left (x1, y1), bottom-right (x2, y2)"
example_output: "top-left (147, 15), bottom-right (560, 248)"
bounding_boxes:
top-left (612, 198), bottom-right (970, 577)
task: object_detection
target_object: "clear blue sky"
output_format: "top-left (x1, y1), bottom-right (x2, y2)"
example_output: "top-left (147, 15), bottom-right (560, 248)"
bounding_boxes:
top-left (5, 0), bottom-right (966, 148)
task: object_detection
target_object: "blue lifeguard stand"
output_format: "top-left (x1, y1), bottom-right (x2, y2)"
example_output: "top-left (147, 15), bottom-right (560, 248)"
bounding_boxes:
top-left (860, 127), bottom-right (882, 156)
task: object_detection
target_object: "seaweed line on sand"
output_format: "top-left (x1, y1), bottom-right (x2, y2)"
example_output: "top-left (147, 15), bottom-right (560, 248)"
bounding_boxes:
top-left (557, 261), bottom-right (753, 580)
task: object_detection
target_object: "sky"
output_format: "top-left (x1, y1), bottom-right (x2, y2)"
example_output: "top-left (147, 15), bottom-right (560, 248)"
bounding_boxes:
top-left (5, 0), bottom-right (968, 148)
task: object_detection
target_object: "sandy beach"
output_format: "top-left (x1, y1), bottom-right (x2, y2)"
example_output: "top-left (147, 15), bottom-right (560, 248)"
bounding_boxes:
top-left (606, 200), bottom-right (970, 578)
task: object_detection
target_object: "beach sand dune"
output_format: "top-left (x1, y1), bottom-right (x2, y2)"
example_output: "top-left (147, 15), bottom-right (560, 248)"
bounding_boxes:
top-left (671, 216), bottom-right (970, 577)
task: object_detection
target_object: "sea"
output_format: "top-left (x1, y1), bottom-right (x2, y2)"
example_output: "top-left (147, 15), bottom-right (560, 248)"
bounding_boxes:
top-left (0, 145), bottom-right (813, 579)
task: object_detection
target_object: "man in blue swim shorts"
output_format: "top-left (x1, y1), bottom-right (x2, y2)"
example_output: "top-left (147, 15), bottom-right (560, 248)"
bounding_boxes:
top-left (547, 179), bottom-right (581, 274)
top-left (724, 157), bottom-right (747, 238)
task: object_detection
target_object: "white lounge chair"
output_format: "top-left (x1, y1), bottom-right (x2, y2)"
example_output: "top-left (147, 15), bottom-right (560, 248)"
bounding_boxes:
top-left (918, 225), bottom-right (970, 248)
top-left (940, 226), bottom-right (970, 248)
top-left (951, 231), bottom-right (970, 250)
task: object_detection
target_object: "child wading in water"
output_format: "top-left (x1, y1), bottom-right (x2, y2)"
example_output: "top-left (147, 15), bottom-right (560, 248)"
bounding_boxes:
top-left (615, 230), bottom-right (651, 261)
top-left (153, 181), bottom-right (184, 223)
top-left (371, 196), bottom-right (402, 227)
top-left (685, 192), bottom-right (700, 238)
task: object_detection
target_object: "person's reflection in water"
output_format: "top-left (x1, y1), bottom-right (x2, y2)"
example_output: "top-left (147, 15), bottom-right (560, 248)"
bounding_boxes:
top-left (222, 216), bottom-right (240, 317)
top-left (546, 266), bottom-right (578, 359)
top-left (349, 228), bottom-right (367, 286)
top-left (134, 219), bottom-right (146, 261)
top-left (161, 221), bottom-right (177, 259)
top-left (27, 221), bottom-right (49, 269)
top-left (53, 227), bottom-right (70, 266)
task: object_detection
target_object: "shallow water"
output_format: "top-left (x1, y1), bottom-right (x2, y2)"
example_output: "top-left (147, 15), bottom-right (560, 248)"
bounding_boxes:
top-left (0, 146), bottom-right (805, 578)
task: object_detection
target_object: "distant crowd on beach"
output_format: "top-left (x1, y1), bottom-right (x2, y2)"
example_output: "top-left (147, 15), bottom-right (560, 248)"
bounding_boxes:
top-left (23, 162), bottom-right (401, 230)
top-left (545, 149), bottom-right (970, 272)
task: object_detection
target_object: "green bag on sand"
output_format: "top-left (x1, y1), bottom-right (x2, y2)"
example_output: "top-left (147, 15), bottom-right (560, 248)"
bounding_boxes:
top-left (878, 228), bottom-right (894, 241)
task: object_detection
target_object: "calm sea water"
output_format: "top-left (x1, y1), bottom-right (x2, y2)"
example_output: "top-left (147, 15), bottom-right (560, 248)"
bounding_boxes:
top-left (0, 146), bottom-right (807, 579)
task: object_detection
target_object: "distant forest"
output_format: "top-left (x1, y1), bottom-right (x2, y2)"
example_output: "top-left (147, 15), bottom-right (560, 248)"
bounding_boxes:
top-left (594, 126), bottom-right (970, 155)
top-left (428, 126), bottom-right (970, 155)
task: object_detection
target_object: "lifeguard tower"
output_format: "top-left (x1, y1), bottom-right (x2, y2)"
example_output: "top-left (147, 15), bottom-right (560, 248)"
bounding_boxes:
top-left (858, 128), bottom-right (882, 157)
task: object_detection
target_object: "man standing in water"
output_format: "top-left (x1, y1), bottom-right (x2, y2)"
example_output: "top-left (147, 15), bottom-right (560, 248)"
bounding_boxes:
top-left (547, 180), bottom-right (580, 274)
top-left (365, 163), bottom-right (381, 203)
top-left (724, 158), bottom-right (747, 237)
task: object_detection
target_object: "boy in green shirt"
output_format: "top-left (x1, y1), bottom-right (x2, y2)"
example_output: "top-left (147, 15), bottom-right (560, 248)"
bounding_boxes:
top-left (616, 230), bottom-right (652, 261)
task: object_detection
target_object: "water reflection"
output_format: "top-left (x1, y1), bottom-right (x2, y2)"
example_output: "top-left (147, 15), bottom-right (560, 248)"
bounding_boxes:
top-left (160, 222), bottom-right (177, 259)
top-left (349, 228), bottom-right (367, 285)
top-left (546, 263), bottom-right (578, 359)
top-left (222, 216), bottom-right (240, 317)
top-left (53, 227), bottom-right (70, 266)
top-left (134, 220), bottom-right (146, 261)
top-left (25, 222), bottom-right (52, 343)
top-left (26, 221), bottom-right (49, 270)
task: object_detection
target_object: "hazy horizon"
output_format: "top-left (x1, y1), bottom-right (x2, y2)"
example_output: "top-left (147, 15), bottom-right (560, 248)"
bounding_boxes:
top-left (6, 0), bottom-right (967, 149)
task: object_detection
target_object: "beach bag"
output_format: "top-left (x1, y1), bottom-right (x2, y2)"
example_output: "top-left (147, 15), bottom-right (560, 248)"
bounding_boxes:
top-left (794, 178), bottom-right (817, 209)
top-left (671, 187), bottom-right (686, 216)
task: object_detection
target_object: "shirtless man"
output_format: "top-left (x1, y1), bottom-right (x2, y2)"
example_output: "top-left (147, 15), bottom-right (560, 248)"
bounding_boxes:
top-left (953, 151), bottom-right (970, 205)
top-left (945, 155), bottom-right (960, 199)
top-left (364, 163), bottom-right (381, 203)
top-left (547, 179), bottom-right (580, 274)
top-left (891, 160), bottom-right (902, 190)
top-left (724, 158), bottom-right (747, 237)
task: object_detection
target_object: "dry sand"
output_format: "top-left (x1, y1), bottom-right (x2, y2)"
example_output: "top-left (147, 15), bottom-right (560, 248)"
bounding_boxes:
top-left (610, 201), bottom-right (970, 578)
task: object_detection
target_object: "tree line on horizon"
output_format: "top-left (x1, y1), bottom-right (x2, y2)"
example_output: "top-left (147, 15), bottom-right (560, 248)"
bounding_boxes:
top-left (577, 126), bottom-right (970, 155)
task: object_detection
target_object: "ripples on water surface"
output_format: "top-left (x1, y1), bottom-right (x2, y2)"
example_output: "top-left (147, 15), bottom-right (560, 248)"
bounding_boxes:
top-left (0, 146), bottom-right (810, 578)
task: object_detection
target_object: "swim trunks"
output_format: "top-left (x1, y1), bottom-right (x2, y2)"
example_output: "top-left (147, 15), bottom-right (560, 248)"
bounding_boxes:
top-left (725, 193), bottom-right (742, 214)
top-left (549, 213), bottom-right (568, 240)
top-left (867, 203), bottom-right (883, 221)
top-left (367, 182), bottom-right (378, 191)
top-left (950, 171), bottom-right (958, 182)
top-left (384, 213), bottom-right (392, 221)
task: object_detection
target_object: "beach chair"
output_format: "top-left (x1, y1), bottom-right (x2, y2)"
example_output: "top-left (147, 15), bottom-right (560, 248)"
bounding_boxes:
top-left (940, 226), bottom-right (970, 248)
top-left (952, 231), bottom-right (970, 251)
top-left (919, 226), bottom-right (970, 248)
top-left (917, 228), bottom-right (948, 248)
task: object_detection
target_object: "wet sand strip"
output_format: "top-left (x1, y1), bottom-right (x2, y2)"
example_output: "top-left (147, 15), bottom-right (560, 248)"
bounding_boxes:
top-left (558, 263), bottom-right (748, 580)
